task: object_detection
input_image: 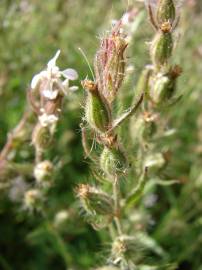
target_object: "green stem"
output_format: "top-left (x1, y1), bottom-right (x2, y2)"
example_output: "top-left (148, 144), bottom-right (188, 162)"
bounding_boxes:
top-left (46, 223), bottom-right (73, 267)
top-left (125, 167), bottom-right (148, 210)
top-left (113, 176), bottom-right (123, 236)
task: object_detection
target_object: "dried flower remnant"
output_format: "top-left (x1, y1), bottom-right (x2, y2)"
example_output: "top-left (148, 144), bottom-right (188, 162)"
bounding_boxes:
top-left (23, 188), bottom-right (43, 211)
top-left (94, 22), bottom-right (128, 104)
top-left (112, 235), bottom-right (141, 263)
top-left (34, 160), bottom-right (53, 184)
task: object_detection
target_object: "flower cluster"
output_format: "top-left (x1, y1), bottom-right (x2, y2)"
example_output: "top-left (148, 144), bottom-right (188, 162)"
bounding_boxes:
top-left (30, 50), bottom-right (78, 127)
top-left (27, 51), bottom-right (78, 211)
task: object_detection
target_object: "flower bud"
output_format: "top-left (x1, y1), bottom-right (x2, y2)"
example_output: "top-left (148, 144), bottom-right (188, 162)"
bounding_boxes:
top-left (34, 160), bottom-right (53, 184)
top-left (76, 184), bottom-right (114, 216)
top-left (83, 80), bottom-right (111, 133)
top-left (32, 123), bottom-right (52, 151)
top-left (94, 23), bottom-right (128, 104)
top-left (157, 0), bottom-right (176, 26)
top-left (100, 146), bottom-right (128, 178)
top-left (151, 31), bottom-right (173, 69)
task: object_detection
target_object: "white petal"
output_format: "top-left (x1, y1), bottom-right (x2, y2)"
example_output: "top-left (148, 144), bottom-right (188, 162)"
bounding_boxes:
top-left (111, 19), bottom-right (118, 27)
top-left (62, 79), bottom-right (69, 88)
top-left (47, 50), bottom-right (61, 70)
top-left (31, 73), bottom-right (41, 89)
top-left (42, 89), bottom-right (59, 100)
top-left (121, 13), bottom-right (130, 25)
top-left (61, 68), bottom-right (78, 80)
top-left (69, 86), bottom-right (79, 92)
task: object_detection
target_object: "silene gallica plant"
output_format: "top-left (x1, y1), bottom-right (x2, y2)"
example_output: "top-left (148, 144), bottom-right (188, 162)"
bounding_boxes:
top-left (77, 0), bottom-right (183, 269)
top-left (0, 0), bottom-right (185, 269)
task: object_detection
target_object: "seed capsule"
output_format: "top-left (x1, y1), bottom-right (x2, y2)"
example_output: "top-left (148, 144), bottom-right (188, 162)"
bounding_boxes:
top-left (150, 65), bottom-right (182, 104)
top-left (76, 184), bottom-right (114, 216)
top-left (151, 75), bottom-right (173, 103)
top-left (112, 235), bottom-right (143, 263)
top-left (151, 31), bottom-right (173, 69)
top-left (134, 66), bottom-right (152, 102)
top-left (83, 80), bottom-right (111, 133)
top-left (32, 123), bottom-right (52, 151)
top-left (157, 0), bottom-right (176, 26)
top-left (100, 146), bottom-right (128, 178)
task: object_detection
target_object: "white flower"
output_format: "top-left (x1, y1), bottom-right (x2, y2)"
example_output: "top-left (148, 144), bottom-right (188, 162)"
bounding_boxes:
top-left (61, 68), bottom-right (78, 80)
top-left (39, 113), bottom-right (59, 127)
top-left (30, 50), bottom-right (78, 97)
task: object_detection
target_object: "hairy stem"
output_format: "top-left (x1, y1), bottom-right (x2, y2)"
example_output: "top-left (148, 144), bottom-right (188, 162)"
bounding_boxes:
top-left (113, 175), bottom-right (123, 236)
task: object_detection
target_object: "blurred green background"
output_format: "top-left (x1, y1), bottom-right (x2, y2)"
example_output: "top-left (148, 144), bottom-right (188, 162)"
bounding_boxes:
top-left (0, 0), bottom-right (202, 269)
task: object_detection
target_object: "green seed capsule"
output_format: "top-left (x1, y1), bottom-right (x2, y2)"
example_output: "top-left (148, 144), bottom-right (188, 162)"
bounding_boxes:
top-left (83, 80), bottom-right (111, 133)
top-left (76, 184), bottom-right (114, 216)
top-left (134, 66), bottom-right (152, 102)
top-left (100, 146), bottom-right (128, 178)
top-left (32, 123), bottom-right (52, 151)
top-left (150, 74), bottom-right (175, 104)
top-left (157, 0), bottom-right (176, 26)
top-left (151, 31), bottom-right (173, 69)
top-left (112, 235), bottom-right (143, 263)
